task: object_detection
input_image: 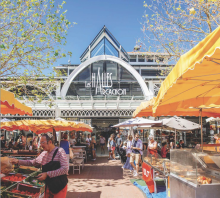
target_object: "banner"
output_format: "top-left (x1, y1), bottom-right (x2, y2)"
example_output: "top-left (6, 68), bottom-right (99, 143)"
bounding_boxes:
top-left (142, 162), bottom-right (155, 193)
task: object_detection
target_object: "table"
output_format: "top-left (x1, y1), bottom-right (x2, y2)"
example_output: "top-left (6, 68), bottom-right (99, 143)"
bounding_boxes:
top-left (72, 146), bottom-right (86, 149)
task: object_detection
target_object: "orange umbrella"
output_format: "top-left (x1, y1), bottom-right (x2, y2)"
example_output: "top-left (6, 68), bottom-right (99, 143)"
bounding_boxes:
top-left (0, 120), bottom-right (93, 134)
top-left (0, 89), bottom-right (32, 116)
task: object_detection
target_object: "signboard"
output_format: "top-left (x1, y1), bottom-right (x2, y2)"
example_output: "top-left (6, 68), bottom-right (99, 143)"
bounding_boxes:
top-left (142, 162), bottom-right (155, 193)
top-left (85, 68), bottom-right (126, 96)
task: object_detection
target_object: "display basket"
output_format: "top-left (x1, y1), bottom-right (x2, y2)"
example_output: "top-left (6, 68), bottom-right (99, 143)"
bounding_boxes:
top-left (23, 171), bottom-right (45, 191)
top-left (2, 182), bottom-right (42, 198)
top-left (13, 166), bottom-right (39, 175)
top-left (1, 180), bottom-right (16, 193)
top-left (1, 173), bottom-right (28, 183)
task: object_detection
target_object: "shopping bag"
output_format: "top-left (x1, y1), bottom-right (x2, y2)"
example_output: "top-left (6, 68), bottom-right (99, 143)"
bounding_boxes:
top-left (69, 148), bottom-right (74, 159)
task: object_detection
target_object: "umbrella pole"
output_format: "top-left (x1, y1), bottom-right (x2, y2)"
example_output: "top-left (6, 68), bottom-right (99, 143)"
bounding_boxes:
top-left (200, 109), bottom-right (203, 151)
top-left (175, 129), bottom-right (177, 149)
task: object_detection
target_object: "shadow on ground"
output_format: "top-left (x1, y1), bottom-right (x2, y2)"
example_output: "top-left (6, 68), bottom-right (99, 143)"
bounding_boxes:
top-left (66, 191), bottom-right (101, 198)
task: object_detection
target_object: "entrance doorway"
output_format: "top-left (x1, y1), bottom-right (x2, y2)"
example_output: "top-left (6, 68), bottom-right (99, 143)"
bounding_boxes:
top-left (92, 118), bottom-right (118, 157)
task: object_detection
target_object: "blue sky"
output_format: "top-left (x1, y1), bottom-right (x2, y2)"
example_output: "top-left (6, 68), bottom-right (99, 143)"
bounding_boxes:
top-left (55, 0), bottom-right (146, 66)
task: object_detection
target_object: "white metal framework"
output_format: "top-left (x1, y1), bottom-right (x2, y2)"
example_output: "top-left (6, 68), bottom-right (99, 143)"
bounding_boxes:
top-left (61, 55), bottom-right (151, 98)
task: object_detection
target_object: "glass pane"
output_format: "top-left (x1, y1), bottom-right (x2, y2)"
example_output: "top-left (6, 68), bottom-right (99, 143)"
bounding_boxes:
top-left (78, 65), bottom-right (91, 81)
top-left (119, 66), bottom-right (136, 81)
top-left (105, 38), bottom-right (118, 57)
top-left (106, 61), bottom-right (117, 81)
top-left (92, 61), bottom-right (104, 74)
top-left (91, 38), bottom-right (105, 57)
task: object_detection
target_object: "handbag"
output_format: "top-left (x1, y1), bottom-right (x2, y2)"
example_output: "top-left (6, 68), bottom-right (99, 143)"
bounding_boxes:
top-left (43, 148), bottom-right (68, 194)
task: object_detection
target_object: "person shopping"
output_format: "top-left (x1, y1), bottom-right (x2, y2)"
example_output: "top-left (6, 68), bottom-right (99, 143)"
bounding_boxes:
top-left (91, 136), bottom-right (97, 160)
top-left (122, 135), bottom-right (133, 171)
top-left (130, 134), bottom-right (143, 177)
top-left (107, 134), bottom-right (113, 160)
top-left (100, 135), bottom-right (106, 154)
top-left (110, 136), bottom-right (116, 160)
top-left (147, 136), bottom-right (158, 156)
top-left (161, 142), bottom-right (168, 158)
top-left (11, 133), bottom-right (68, 198)
top-left (60, 133), bottom-right (70, 173)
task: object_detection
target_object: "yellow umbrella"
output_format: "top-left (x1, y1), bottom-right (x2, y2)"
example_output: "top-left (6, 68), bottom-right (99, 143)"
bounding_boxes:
top-left (153, 26), bottom-right (220, 114)
top-left (0, 89), bottom-right (32, 116)
top-left (132, 98), bottom-right (155, 118)
top-left (151, 26), bottom-right (220, 149)
top-left (0, 120), bottom-right (93, 134)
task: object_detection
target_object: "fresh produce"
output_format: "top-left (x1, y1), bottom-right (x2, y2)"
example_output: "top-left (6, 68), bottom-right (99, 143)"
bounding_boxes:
top-left (197, 176), bottom-right (212, 184)
top-left (10, 189), bottom-right (40, 198)
top-left (2, 174), bottom-right (26, 182)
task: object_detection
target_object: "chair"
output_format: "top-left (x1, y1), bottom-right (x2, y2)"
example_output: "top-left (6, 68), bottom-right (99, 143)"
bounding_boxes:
top-left (72, 158), bottom-right (84, 174)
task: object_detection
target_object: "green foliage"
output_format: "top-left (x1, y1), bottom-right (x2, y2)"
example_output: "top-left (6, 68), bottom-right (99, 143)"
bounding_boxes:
top-left (0, 0), bottom-right (75, 105)
top-left (140, 0), bottom-right (220, 76)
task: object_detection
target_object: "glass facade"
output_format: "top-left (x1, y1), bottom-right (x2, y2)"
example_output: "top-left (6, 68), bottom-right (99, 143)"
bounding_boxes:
top-left (90, 37), bottom-right (119, 58)
top-left (66, 60), bottom-right (143, 97)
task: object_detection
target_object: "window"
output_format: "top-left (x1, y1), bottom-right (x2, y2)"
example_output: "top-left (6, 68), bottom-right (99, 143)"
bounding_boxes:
top-left (106, 61), bottom-right (117, 81)
top-left (129, 59), bottom-right (136, 62)
top-left (66, 60), bottom-right (144, 97)
top-left (69, 69), bottom-right (74, 75)
top-left (141, 69), bottom-right (161, 76)
top-left (138, 59), bottom-right (145, 62)
top-left (147, 59), bottom-right (153, 62)
top-left (90, 37), bottom-right (119, 58)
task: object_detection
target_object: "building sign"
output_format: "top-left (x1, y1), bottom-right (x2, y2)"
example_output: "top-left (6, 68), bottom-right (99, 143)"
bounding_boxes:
top-left (85, 68), bottom-right (126, 95)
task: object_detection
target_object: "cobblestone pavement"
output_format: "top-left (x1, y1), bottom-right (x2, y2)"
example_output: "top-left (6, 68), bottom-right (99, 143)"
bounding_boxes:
top-left (67, 157), bottom-right (145, 198)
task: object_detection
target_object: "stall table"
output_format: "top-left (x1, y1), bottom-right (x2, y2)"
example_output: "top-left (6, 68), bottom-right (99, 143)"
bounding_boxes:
top-left (142, 154), bottom-right (170, 197)
top-left (170, 149), bottom-right (220, 198)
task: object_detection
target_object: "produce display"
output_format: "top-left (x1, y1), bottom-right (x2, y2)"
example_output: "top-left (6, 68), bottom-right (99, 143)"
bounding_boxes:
top-left (19, 166), bottom-right (38, 172)
top-left (24, 179), bottom-right (44, 187)
top-left (0, 158), bottom-right (45, 198)
top-left (197, 176), bottom-right (212, 184)
top-left (2, 174), bottom-right (26, 182)
top-left (10, 189), bottom-right (40, 198)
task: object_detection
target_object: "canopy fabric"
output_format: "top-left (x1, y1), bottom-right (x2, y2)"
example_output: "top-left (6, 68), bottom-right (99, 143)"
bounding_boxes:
top-left (112, 118), bottom-right (136, 128)
top-left (1, 89), bottom-right (15, 109)
top-left (113, 117), bottom-right (161, 128)
top-left (0, 89), bottom-right (33, 116)
top-left (206, 117), bottom-right (220, 123)
top-left (132, 98), bottom-right (155, 118)
top-left (153, 26), bottom-right (220, 114)
top-left (161, 116), bottom-right (200, 131)
top-left (1, 118), bottom-right (11, 122)
top-left (130, 117), bottom-right (162, 127)
top-left (154, 103), bottom-right (220, 117)
top-left (0, 120), bottom-right (93, 134)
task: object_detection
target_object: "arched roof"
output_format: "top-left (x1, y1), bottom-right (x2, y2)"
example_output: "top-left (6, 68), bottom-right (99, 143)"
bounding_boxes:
top-left (61, 55), bottom-right (150, 98)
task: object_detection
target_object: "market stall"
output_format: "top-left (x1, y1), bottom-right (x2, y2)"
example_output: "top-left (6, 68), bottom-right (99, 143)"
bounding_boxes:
top-left (170, 149), bottom-right (220, 198)
top-left (143, 153), bottom-right (170, 196)
top-left (1, 165), bottom-right (45, 198)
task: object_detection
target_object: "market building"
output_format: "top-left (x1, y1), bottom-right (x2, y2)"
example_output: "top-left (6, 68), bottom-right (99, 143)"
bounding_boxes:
top-left (1, 26), bottom-right (172, 134)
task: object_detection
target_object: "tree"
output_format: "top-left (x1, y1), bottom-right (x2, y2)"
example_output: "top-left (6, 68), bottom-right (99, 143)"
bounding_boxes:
top-left (0, 0), bottom-right (74, 104)
top-left (140, 0), bottom-right (220, 67)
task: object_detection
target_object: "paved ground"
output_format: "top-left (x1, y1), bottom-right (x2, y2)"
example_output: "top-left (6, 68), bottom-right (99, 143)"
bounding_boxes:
top-left (67, 157), bottom-right (145, 198)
